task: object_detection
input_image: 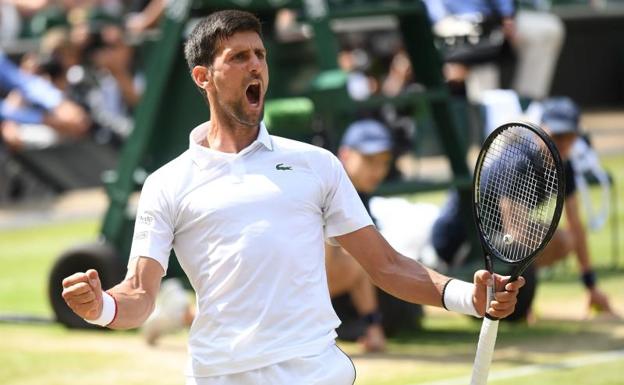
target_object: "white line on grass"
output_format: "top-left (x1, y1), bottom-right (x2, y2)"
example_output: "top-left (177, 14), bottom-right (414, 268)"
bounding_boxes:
top-left (411, 349), bottom-right (624, 385)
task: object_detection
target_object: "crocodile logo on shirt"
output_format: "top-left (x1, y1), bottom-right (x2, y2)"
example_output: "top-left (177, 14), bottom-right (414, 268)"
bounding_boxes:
top-left (275, 163), bottom-right (292, 171)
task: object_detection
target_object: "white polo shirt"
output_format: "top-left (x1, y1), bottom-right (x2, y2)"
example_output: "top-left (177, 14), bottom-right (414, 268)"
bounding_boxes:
top-left (129, 121), bottom-right (373, 377)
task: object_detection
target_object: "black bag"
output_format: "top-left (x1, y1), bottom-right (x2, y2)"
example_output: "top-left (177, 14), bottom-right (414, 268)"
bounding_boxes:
top-left (434, 0), bottom-right (515, 66)
top-left (435, 17), bottom-right (513, 66)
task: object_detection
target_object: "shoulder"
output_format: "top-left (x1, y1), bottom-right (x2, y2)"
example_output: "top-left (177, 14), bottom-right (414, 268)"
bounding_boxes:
top-left (270, 135), bottom-right (338, 165)
top-left (271, 135), bottom-right (329, 153)
top-left (142, 150), bottom-right (193, 195)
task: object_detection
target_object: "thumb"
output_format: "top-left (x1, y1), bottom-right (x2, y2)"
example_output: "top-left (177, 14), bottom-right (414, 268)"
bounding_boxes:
top-left (84, 269), bottom-right (104, 320)
top-left (86, 269), bottom-right (102, 293)
top-left (473, 270), bottom-right (493, 288)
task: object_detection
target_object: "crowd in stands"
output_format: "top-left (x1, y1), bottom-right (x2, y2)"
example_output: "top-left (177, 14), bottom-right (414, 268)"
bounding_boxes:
top-left (0, 0), bottom-right (158, 152)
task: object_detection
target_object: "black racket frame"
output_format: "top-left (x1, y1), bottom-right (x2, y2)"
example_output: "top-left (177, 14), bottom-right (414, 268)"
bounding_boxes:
top-left (472, 121), bottom-right (566, 284)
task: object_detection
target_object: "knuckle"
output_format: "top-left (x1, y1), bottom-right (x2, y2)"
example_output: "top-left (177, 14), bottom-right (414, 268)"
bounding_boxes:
top-left (80, 293), bottom-right (95, 304)
top-left (75, 303), bottom-right (91, 314)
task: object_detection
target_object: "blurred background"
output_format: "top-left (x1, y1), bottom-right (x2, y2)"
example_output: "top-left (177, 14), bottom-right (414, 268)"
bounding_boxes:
top-left (1, 0), bottom-right (623, 384)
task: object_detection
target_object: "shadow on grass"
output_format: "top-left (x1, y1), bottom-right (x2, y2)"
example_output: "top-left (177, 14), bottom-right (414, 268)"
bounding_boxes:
top-left (348, 317), bottom-right (624, 365)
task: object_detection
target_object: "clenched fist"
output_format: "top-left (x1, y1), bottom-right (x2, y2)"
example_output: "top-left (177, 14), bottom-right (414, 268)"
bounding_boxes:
top-left (62, 269), bottom-right (103, 320)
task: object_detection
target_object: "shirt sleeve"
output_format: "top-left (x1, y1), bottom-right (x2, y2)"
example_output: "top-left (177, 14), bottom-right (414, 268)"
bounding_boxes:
top-left (128, 174), bottom-right (175, 275)
top-left (321, 153), bottom-right (374, 245)
top-left (492, 0), bottom-right (515, 18)
top-left (0, 53), bottom-right (63, 110)
top-left (423, 0), bottom-right (449, 23)
top-left (0, 100), bottom-right (44, 124)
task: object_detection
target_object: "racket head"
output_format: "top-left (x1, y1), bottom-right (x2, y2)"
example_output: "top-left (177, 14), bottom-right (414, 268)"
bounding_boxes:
top-left (472, 121), bottom-right (565, 268)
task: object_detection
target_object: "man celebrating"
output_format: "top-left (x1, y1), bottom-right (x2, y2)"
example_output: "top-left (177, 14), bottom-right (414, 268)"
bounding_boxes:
top-left (61, 10), bottom-right (524, 384)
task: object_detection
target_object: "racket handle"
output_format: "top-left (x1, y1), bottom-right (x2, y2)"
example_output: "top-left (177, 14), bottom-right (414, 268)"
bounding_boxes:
top-left (470, 317), bottom-right (500, 385)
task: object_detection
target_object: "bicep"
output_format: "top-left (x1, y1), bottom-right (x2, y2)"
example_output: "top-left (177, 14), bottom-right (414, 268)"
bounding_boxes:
top-left (335, 225), bottom-right (396, 274)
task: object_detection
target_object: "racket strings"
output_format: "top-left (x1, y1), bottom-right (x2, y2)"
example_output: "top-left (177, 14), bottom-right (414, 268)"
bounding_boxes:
top-left (477, 126), bottom-right (559, 262)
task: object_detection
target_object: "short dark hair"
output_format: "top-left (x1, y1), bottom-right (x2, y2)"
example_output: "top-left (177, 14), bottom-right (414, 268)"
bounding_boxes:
top-left (184, 10), bottom-right (262, 71)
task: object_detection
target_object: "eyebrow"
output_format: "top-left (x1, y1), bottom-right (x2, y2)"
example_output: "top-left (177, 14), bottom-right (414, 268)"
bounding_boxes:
top-left (226, 47), bottom-right (266, 58)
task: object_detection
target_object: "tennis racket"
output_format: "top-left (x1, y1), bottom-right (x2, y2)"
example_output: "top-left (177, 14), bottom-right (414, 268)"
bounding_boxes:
top-left (469, 121), bottom-right (565, 385)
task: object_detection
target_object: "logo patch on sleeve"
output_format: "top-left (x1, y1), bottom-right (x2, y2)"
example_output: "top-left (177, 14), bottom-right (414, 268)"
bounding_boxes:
top-left (137, 214), bottom-right (155, 226)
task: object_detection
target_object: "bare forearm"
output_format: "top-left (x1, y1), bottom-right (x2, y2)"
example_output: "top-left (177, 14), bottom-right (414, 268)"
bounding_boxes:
top-left (112, 70), bottom-right (141, 107)
top-left (368, 253), bottom-right (448, 308)
top-left (565, 195), bottom-right (592, 273)
top-left (138, 0), bottom-right (165, 28)
top-left (337, 226), bottom-right (524, 319)
top-left (107, 278), bottom-right (156, 329)
top-left (337, 226), bottom-right (449, 307)
top-left (105, 257), bottom-right (163, 329)
top-left (572, 226), bottom-right (592, 273)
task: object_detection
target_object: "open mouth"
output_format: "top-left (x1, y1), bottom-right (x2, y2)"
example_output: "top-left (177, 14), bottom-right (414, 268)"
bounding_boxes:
top-left (245, 83), bottom-right (261, 106)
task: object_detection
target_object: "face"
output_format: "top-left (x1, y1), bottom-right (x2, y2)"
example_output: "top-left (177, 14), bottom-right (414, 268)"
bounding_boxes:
top-left (195, 31), bottom-right (269, 128)
top-left (340, 148), bottom-right (393, 193)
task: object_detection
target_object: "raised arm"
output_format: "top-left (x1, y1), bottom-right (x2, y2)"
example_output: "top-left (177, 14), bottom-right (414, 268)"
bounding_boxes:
top-left (335, 225), bottom-right (524, 318)
top-left (62, 256), bottom-right (164, 329)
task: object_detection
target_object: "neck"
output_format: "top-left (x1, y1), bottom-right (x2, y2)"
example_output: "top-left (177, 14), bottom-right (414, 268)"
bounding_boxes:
top-left (205, 108), bottom-right (259, 153)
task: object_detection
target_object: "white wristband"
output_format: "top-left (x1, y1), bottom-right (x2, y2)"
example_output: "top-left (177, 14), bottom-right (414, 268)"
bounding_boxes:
top-left (442, 279), bottom-right (481, 318)
top-left (85, 292), bottom-right (117, 327)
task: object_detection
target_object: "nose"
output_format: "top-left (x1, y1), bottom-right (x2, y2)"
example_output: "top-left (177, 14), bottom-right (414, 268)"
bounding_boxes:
top-left (249, 54), bottom-right (262, 74)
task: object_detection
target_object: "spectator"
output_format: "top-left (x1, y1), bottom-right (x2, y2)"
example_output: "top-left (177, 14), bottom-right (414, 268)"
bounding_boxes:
top-left (66, 14), bottom-right (144, 141)
top-left (512, 3), bottom-right (565, 100)
top-left (125, 0), bottom-right (165, 35)
top-left (338, 47), bottom-right (378, 101)
top-left (381, 48), bottom-right (413, 97)
top-left (425, 0), bottom-right (564, 102)
top-left (424, 0), bottom-right (516, 100)
top-left (0, 52), bottom-right (90, 150)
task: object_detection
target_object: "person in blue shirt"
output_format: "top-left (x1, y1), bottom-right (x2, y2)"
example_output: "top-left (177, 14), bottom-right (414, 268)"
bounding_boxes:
top-left (425, 0), bottom-right (515, 25)
top-left (0, 52), bottom-right (89, 146)
top-left (423, 0), bottom-right (516, 98)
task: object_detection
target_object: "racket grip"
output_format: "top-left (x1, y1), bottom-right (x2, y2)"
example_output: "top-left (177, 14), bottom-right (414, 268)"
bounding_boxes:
top-left (469, 317), bottom-right (500, 385)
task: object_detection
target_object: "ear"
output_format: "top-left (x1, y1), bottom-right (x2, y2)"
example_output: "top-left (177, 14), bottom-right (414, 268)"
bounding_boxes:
top-left (337, 146), bottom-right (350, 163)
top-left (191, 65), bottom-right (212, 93)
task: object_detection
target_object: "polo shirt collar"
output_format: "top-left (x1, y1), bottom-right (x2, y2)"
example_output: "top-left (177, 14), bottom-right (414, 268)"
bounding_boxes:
top-left (189, 121), bottom-right (273, 169)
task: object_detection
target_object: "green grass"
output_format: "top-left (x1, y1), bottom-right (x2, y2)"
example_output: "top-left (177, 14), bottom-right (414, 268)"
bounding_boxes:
top-left (489, 361), bottom-right (624, 385)
top-left (0, 323), bottom-right (185, 385)
top-left (0, 154), bottom-right (623, 384)
top-left (0, 219), bottom-right (99, 316)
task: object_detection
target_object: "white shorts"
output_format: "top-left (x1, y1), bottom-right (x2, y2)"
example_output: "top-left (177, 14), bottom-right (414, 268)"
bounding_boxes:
top-left (185, 344), bottom-right (356, 385)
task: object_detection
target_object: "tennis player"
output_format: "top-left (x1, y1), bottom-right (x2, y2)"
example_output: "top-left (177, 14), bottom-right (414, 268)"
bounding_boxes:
top-left (61, 10), bottom-right (525, 385)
